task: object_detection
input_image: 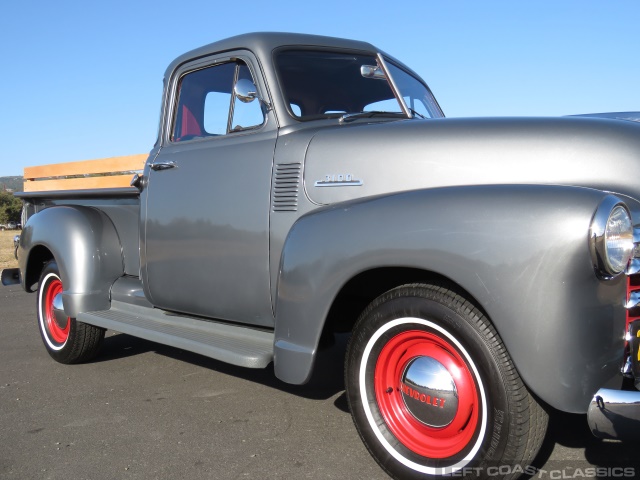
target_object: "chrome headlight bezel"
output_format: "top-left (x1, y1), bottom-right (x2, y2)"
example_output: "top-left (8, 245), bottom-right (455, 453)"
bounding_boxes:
top-left (590, 196), bottom-right (634, 279)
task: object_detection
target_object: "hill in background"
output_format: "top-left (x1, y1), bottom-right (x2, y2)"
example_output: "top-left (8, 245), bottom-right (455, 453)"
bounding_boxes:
top-left (0, 176), bottom-right (24, 192)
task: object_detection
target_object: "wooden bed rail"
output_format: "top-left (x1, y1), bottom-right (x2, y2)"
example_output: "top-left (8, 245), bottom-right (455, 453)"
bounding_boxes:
top-left (23, 154), bottom-right (147, 192)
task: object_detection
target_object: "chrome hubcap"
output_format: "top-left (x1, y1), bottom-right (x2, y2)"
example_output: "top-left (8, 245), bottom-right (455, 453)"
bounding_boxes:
top-left (400, 356), bottom-right (459, 427)
top-left (51, 293), bottom-right (68, 330)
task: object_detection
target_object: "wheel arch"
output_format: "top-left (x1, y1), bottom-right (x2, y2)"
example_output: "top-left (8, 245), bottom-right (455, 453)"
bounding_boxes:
top-left (23, 244), bottom-right (55, 292)
top-left (322, 267), bottom-right (489, 338)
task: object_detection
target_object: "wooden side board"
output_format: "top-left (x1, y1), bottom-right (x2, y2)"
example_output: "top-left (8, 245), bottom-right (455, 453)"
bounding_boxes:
top-left (23, 154), bottom-right (147, 192)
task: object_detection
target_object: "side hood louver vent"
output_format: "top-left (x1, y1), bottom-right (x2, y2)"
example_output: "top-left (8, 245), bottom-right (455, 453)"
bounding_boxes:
top-left (273, 163), bottom-right (302, 212)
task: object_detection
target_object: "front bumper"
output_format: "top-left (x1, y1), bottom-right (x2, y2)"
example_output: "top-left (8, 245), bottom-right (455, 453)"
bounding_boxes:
top-left (588, 320), bottom-right (640, 441)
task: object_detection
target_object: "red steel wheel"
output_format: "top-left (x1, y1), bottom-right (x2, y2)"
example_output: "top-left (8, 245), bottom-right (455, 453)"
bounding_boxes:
top-left (374, 329), bottom-right (481, 459)
top-left (41, 275), bottom-right (70, 347)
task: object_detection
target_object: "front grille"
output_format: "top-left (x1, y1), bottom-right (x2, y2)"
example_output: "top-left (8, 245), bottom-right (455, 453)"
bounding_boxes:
top-left (627, 275), bottom-right (640, 334)
top-left (627, 228), bottom-right (640, 335)
top-left (623, 230), bottom-right (640, 379)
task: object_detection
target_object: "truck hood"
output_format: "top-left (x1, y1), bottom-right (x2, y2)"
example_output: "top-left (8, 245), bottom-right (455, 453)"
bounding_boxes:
top-left (303, 116), bottom-right (640, 207)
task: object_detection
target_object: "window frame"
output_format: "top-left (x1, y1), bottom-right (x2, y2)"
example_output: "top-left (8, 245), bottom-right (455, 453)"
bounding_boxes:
top-left (165, 53), bottom-right (269, 145)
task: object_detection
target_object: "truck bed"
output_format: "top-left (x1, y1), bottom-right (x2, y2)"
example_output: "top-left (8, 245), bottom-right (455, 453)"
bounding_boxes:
top-left (15, 154), bottom-right (145, 276)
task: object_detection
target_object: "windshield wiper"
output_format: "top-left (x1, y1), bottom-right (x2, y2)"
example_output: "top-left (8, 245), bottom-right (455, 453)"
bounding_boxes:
top-left (339, 111), bottom-right (405, 124)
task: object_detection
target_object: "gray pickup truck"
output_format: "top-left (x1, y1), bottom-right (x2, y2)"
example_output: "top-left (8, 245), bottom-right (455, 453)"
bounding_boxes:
top-left (4, 32), bottom-right (640, 479)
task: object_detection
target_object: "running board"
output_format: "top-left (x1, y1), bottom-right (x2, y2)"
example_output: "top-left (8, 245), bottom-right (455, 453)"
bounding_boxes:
top-left (78, 301), bottom-right (274, 368)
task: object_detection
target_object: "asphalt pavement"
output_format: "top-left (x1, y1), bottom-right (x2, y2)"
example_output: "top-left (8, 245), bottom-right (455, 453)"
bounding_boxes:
top-left (1, 284), bottom-right (639, 480)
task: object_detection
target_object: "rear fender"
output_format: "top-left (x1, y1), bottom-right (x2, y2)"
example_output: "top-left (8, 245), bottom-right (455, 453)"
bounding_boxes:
top-left (19, 205), bottom-right (124, 317)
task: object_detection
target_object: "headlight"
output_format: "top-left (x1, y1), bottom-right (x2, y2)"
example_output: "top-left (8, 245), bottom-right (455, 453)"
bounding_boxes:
top-left (590, 196), bottom-right (634, 278)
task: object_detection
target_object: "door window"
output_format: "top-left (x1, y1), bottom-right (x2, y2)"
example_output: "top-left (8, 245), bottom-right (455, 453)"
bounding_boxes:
top-left (172, 61), bottom-right (264, 142)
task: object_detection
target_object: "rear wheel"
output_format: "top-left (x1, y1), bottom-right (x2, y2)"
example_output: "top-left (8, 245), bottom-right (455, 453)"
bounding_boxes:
top-left (37, 260), bottom-right (105, 363)
top-left (345, 284), bottom-right (547, 480)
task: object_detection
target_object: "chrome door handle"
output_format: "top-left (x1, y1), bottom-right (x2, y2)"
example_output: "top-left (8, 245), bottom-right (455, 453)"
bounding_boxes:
top-left (149, 161), bottom-right (177, 171)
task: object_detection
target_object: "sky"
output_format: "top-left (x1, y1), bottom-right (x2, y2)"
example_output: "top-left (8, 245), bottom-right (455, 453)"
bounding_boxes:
top-left (0, 0), bottom-right (638, 176)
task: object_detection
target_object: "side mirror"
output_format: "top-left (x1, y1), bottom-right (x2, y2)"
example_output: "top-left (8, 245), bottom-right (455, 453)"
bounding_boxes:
top-left (234, 79), bottom-right (258, 103)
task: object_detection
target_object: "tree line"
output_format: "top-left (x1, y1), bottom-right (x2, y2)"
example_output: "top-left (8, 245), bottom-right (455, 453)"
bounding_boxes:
top-left (0, 176), bottom-right (23, 192)
top-left (0, 191), bottom-right (22, 224)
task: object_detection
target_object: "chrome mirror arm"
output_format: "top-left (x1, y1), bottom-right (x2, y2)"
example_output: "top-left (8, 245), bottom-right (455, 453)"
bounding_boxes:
top-left (376, 53), bottom-right (412, 119)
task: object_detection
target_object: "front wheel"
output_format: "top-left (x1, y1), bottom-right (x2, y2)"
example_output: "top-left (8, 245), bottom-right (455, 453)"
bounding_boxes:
top-left (345, 284), bottom-right (547, 480)
top-left (37, 260), bottom-right (105, 364)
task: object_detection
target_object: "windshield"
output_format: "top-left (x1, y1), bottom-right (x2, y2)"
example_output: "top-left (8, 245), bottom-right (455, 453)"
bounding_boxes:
top-left (274, 50), bottom-right (443, 121)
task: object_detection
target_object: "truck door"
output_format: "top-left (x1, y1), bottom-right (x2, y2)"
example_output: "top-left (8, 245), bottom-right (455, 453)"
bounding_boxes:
top-left (141, 53), bottom-right (277, 327)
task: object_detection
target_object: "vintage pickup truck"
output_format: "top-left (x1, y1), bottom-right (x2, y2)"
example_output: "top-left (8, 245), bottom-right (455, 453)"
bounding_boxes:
top-left (4, 32), bottom-right (640, 479)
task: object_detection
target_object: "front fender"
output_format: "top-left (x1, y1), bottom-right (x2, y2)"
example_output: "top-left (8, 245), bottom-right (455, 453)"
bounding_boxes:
top-left (274, 184), bottom-right (628, 413)
top-left (19, 205), bottom-right (124, 317)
